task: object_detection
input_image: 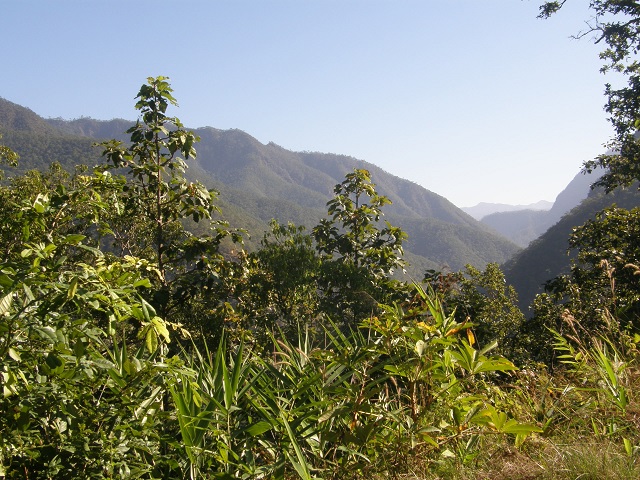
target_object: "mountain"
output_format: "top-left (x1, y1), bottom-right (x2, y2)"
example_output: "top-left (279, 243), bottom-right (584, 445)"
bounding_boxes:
top-left (503, 185), bottom-right (640, 315)
top-left (480, 209), bottom-right (550, 248)
top-left (462, 200), bottom-right (553, 220)
top-left (0, 99), bottom-right (58, 135)
top-left (0, 97), bottom-right (520, 273)
top-left (479, 169), bottom-right (605, 247)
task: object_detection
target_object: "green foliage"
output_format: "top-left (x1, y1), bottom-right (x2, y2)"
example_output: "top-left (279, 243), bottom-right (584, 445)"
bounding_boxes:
top-left (0, 134), bottom-right (19, 172)
top-left (361, 286), bottom-right (538, 469)
top-left (314, 169), bottom-right (406, 279)
top-left (313, 169), bottom-right (410, 327)
top-left (235, 220), bottom-right (321, 339)
top-left (425, 264), bottom-right (526, 363)
top-left (0, 123), bottom-right (100, 178)
top-left (165, 285), bottom-right (537, 478)
top-left (94, 77), bottom-right (244, 348)
top-left (0, 175), bottom-right (177, 478)
top-left (525, 206), bottom-right (640, 363)
top-left (97, 76), bottom-right (222, 283)
top-left (569, 206), bottom-right (640, 326)
top-left (459, 264), bottom-right (525, 353)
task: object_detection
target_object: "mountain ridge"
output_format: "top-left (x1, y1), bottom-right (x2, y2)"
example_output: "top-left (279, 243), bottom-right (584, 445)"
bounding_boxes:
top-left (462, 200), bottom-right (553, 220)
top-left (0, 96), bottom-right (520, 272)
top-left (479, 169), bottom-right (606, 247)
top-left (503, 185), bottom-right (640, 314)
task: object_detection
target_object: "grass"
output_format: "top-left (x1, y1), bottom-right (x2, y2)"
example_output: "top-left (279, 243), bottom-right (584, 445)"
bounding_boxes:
top-left (365, 437), bottom-right (640, 480)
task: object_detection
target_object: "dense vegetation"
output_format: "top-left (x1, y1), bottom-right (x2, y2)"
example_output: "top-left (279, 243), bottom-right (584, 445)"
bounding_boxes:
top-left (3, 3), bottom-right (640, 476)
top-left (0, 74), bottom-right (637, 480)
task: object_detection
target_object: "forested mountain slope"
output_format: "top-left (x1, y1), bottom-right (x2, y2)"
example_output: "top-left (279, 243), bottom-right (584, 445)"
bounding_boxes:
top-left (503, 186), bottom-right (640, 314)
top-left (0, 96), bottom-right (520, 271)
top-left (481, 169), bottom-right (605, 247)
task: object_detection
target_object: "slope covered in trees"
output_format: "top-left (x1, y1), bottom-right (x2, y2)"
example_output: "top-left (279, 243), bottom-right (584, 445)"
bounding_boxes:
top-left (0, 96), bottom-right (519, 271)
top-left (481, 169), bottom-right (606, 247)
top-left (503, 186), bottom-right (640, 314)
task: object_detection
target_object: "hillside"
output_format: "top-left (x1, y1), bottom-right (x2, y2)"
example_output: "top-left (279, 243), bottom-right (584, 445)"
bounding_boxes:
top-left (481, 169), bottom-right (605, 247)
top-left (503, 185), bottom-right (640, 314)
top-left (481, 209), bottom-right (550, 248)
top-left (0, 96), bottom-right (520, 272)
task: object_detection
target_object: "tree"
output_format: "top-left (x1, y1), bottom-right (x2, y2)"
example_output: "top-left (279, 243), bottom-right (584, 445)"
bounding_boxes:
top-left (0, 134), bottom-right (19, 172)
top-left (533, 2), bottom-right (640, 362)
top-left (97, 76), bottom-right (240, 326)
top-left (424, 264), bottom-right (526, 362)
top-left (540, 1), bottom-right (640, 192)
top-left (452, 263), bottom-right (526, 361)
top-left (236, 220), bottom-right (321, 339)
top-left (0, 162), bottom-right (182, 477)
top-left (313, 169), bottom-right (409, 326)
top-left (313, 169), bottom-right (406, 278)
top-left (559, 206), bottom-right (640, 327)
top-left (524, 205), bottom-right (640, 364)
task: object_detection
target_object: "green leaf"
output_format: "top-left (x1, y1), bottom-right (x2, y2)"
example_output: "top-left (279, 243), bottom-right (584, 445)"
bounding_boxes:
top-left (140, 298), bottom-right (155, 322)
top-left (34, 326), bottom-right (58, 343)
top-left (8, 347), bottom-right (21, 362)
top-left (282, 416), bottom-right (312, 480)
top-left (67, 276), bottom-right (79, 300)
top-left (33, 194), bottom-right (47, 213)
top-left (22, 284), bottom-right (35, 302)
top-left (45, 352), bottom-right (65, 374)
top-left (151, 316), bottom-right (170, 343)
top-left (64, 234), bottom-right (86, 245)
top-left (245, 421), bottom-right (273, 436)
top-left (133, 278), bottom-right (151, 288)
top-left (500, 420), bottom-right (543, 435)
top-left (146, 327), bottom-right (158, 353)
top-left (0, 273), bottom-right (13, 288)
top-left (0, 293), bottom-right (13, 315)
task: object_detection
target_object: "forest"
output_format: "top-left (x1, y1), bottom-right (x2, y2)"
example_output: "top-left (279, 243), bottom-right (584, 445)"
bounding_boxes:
top-left (3, 2), bottom-right (640, 479)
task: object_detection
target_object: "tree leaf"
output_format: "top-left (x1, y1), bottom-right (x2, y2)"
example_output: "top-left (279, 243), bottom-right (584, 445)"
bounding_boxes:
top-left (146, 327), bottom-right (158, 353)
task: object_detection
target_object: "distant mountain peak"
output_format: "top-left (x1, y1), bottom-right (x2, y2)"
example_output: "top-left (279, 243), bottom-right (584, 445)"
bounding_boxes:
top-left (477, 169), bottom-right (607, 247)
top-left (462, 200), bottom-right (553, 220)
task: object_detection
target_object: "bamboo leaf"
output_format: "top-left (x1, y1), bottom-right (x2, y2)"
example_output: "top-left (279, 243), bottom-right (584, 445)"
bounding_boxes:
top-left (245, 421), bottom-right (273, 437)
top-left (282, 416), bottom-right (312, 480)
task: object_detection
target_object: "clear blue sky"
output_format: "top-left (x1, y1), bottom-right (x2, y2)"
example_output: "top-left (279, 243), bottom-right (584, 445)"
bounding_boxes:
top-left (3, 0), bottom-right (613, 207)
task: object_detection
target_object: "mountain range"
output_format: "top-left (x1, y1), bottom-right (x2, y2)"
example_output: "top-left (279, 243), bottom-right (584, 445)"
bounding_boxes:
top-left (4, 96), bottom-right (640, 313)
top-left (0, 97), bottom-right (520, 274)
top-left (461, 200), bottom-right (553, 220)
top-left (478, 169), bottom-right (605, 247)
top-left (503, 184), bottom-right (640, 314)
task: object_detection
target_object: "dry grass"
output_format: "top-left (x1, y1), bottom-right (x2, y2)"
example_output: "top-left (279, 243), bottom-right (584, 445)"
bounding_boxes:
top-left (365, 435), bottom-right (640, 480)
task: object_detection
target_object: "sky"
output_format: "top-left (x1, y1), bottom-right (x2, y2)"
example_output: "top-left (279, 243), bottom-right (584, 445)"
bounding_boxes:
top-left (2, 1), bottom-right (615, 207)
